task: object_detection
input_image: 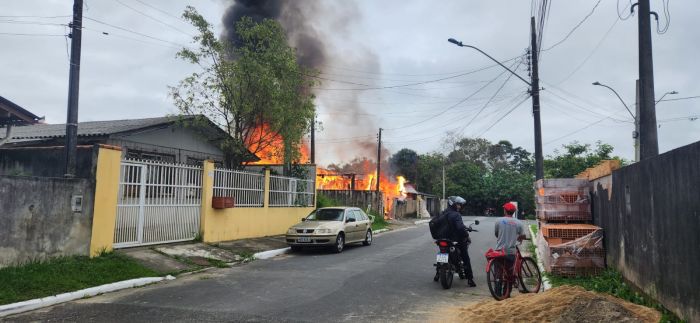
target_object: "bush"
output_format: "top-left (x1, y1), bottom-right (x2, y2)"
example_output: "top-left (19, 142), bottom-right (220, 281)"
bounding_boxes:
top-left (316, 195), bottom-right (339, 208)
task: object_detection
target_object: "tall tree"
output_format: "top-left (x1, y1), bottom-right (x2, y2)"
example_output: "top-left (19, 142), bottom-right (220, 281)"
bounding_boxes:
top-left (170, 7), bottom-right (317, 168)
top-left (544, 141), bottom-right (622, 178)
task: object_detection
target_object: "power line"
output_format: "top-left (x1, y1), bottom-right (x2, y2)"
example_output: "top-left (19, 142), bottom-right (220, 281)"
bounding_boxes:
top-left (544, 116), bottom-right (610, 146)
top-left (0, 15), bottom-right (71, 19)
top-left (114, 0), bottom-right (194, 37)
top-left (83, 16), bottom-right (186, 47)
top-left (542, 0), bottom-right (602, 51)
top-left (0, 32), bottom-right (65, 37)
top-left (383, 65), bottom-right (515, 131)
top-left (476, 95), bottom-right (531, 137)
top-left (132, 0), bottom-right (186, 22)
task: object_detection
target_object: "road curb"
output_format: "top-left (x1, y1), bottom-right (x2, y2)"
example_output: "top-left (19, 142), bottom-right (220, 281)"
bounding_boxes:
top-left (0, 275), bottom-right (175, 318)
top-left (528, 225), bottom-right (552, 291)
top-left (414, 219), bottom-right (430, 225)
top-left (373, 228), bottom-right (390, 234)
top-left (253, 247), bottom-right (291, 260)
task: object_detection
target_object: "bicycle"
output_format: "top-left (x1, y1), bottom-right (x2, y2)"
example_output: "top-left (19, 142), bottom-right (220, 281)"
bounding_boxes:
top-left (484, 240), bottom-right (542, 300)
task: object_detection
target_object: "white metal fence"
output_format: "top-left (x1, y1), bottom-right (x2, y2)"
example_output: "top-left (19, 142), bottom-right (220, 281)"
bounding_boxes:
top-left (213, 168), bottom-right (265, 207)
top-left (269, 175), bottom-right (315, 207)
top-left (114, 159), bottom-right (202, 248)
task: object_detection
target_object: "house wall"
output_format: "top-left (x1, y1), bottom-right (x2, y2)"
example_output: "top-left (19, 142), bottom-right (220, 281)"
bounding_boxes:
top-left (0, 145), bottom-right (96, 178)
top-left (590, 140), bottom-right (700, 322)
top-left (109, 125), bottom-right (224, 164)
top-left (0, 175), bottom-right (95, 267)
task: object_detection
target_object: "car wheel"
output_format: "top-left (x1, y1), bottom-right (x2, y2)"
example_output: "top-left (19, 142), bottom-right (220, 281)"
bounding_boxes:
top-left (290, 246), bottom-right (302, 252)
top-left (362, 230), bottom-right (372, 246)
top-left (334, 233), bottom-right (345, 253)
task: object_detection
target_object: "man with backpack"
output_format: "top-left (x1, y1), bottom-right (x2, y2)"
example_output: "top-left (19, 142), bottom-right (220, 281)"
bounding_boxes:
top-left (430, 196), bottom-right (476, 287)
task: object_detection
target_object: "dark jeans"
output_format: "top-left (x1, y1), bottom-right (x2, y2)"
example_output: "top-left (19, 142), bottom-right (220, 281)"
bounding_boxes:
top-left (457, 242), bottom-right (474, 280)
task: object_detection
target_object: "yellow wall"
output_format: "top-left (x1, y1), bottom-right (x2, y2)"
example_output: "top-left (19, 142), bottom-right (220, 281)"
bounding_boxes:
top-left (200, 161), bottom-right (315, 242)
top-left (89, 146), bottom-right (122, 257)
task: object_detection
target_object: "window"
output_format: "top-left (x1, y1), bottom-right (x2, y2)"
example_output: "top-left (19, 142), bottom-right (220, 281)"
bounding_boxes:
top-left (346, 210), bottom-right (357, 222)
top-left (354, 210), bottom-right (367, 221)
top-left (126, 149), bottom-right (175, 163)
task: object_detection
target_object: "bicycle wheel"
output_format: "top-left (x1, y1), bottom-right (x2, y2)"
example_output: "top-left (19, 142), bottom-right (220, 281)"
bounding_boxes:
top-left (518, 257), bottom-right (542, 293)
top-left (486, 259), bottom-right (511, 300)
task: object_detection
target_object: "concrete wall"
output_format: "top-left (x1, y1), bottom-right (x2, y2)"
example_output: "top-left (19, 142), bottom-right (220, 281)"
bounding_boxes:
top-left (0, 176), bottom-right (95, 267)
top-left (0, 145), bottom-right (96, 178)
top-left (591, 140), bottom-right (700, 322)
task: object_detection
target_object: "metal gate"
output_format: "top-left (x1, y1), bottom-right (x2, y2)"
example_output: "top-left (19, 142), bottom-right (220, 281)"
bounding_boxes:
top-left (114, 159), bottom-right (202, 248)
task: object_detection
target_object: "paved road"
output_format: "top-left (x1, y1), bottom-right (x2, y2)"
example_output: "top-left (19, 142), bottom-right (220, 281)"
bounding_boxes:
top-left (9, 216), bottom-right (508, 323)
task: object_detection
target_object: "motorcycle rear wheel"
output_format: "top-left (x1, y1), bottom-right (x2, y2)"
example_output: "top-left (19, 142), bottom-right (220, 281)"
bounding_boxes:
top-left (439, 264), bottom-right (454, 289)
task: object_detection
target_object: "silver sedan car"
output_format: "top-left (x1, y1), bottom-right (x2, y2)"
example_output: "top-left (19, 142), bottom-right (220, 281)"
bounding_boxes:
top-left (286, 207), bottom-right (373, 253)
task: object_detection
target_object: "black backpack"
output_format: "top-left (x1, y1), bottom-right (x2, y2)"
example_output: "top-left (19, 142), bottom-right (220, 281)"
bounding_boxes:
top-left (429, 211), bottom-right (452, 240)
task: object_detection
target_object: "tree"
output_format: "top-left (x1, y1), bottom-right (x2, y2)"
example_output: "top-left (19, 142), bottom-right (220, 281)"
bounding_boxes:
top-left (390, 148), bottom-right (419, 183)
top-left (170, 7), bottom-right (317, 169)
top-left (544, 141), bottom-right (621, 178)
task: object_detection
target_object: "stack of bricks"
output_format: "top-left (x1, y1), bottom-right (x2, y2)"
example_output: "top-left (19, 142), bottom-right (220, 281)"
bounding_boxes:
top-left (535, 179), bottom-right (605, 277)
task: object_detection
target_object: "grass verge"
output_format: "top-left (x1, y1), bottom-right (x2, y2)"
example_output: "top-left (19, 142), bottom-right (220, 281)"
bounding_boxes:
top-left (0, 252), bottom-right (158, 305)
top-left (367, 211), bottom-right (389, 231)
top-left (547, 269), bottom-right (683, 322)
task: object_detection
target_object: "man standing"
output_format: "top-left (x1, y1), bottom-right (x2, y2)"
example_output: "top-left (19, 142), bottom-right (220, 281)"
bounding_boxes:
top-left (495, 202), bottom-right (527, 269)
top-left (436, 196), bottom-right (476, 287)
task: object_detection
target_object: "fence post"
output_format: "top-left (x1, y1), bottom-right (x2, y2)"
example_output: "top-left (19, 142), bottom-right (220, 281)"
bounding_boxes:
top-left (89, 146), bottom-right (122, 257)
top-left (200, 160), bottom-right (215, 242)
top-left (263, 168), bottom-right (271, 208)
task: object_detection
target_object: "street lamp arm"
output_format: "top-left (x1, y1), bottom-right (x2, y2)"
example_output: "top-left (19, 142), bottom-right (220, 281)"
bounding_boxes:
top-left (448, 38), bottom-right (531, 86)
top-left (594, 83), bottom-right (635, 119)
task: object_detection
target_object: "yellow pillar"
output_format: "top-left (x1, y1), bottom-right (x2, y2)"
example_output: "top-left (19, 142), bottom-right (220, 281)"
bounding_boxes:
top-left (263, 168), bottom-right (271, 208)
top-left (200, 160), bottom-right (215, 242)
top-left (89, 146), bottom-right (122, 257)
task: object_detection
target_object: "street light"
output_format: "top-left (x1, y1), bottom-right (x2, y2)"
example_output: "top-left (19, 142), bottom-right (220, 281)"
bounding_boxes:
top-left (656, 90), bottom-right (678, 104)
top-left (448, 37), bottom-right (546, 179)
top-left (592, 81), bottom-right (638, 162)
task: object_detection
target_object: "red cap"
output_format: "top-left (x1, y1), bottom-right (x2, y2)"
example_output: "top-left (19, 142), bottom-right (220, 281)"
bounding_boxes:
top-left (502, 202), bottom-right (516, 213)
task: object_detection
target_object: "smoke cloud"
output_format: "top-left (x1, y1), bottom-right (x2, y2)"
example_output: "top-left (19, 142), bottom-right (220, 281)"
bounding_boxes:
top-left (223, 0), bottom-right (383, 168)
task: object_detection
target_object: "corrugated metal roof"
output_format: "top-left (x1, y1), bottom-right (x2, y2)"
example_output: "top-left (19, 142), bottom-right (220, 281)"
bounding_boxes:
top-left (0, 116), bottom-right (186, 142)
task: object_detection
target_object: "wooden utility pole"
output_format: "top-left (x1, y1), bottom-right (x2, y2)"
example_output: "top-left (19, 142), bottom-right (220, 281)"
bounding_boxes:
top-left (65, 0), bottom-right (83, 177)
top-left (310, 113), bottom-right (315, 164)
top-left (376, 128), bottom-right (382, 193)
top-left (637, 0), bottom-right (659, 159)
top-left (530, 17), bottom-right (544, 180)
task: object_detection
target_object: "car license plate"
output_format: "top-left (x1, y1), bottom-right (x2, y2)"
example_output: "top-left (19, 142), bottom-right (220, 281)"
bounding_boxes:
top-left (436, 253), bottom-right (449, 263)
top-left (297, 237), bottom-right (312, 243)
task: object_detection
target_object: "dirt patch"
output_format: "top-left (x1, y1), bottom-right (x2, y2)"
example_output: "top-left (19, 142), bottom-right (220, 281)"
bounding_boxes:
top-left (437, 286), bottom-right (660, 323)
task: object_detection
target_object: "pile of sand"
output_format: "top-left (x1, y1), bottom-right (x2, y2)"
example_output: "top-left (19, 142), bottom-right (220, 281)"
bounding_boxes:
top-left (440, 286), bottom-right (660, 323)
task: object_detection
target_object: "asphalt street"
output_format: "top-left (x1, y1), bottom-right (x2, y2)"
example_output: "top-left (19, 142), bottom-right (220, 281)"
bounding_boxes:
top-left (8, 216), bottom-right (512, 323)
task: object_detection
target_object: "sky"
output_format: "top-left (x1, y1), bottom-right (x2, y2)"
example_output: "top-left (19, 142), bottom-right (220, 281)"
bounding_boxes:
top-left (2, 0), bottom-right (699, 167)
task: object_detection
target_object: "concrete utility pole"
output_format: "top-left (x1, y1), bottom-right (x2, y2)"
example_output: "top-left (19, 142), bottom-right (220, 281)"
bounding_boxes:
top-left (637, 0), bottom-right (659, 159)
top-left (635, 79), bottom-right (641, 162)
top-left (441, 165), bottom-right (445, 200)
top-left (376, 128), bottom-right (382, 194)
top-left (530, 17), bottom-right (544, 180)
top-left (65, 0), bottom-right (83, 177)
top-left (310, 113), bottom-right (315, 164)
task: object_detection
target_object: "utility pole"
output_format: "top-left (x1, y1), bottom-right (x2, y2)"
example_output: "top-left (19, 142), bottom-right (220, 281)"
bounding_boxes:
top-left (376, 128), bottom-right (382, 194)
top-left (634, 79), bottom-right (641, 162)
top-left (530, 17), bottom-right (544, 180)
top-left (376, 128), bottom-right (383, 216)
top-left (65, 0), bottom-right (83, 177)
top-left (310, 113), bottom-right (315, 164)
top-left (637, 0), bottom-right (659, 159)
top-left (441, 165), bottom-right (445, 200)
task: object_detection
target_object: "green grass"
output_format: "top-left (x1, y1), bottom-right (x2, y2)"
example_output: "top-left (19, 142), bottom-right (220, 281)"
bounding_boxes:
top-left (546, 268), bottom-right (682, 322)
top-left (368, 211), bottom-right (389, 231)
top-left (0, 252), bottom-right (158, 305)
top-left (316, 195), bottom-right (340, 208)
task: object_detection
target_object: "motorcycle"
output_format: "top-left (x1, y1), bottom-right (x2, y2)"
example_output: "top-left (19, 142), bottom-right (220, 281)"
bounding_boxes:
top-left (433, 220), bottom-right (479, 289)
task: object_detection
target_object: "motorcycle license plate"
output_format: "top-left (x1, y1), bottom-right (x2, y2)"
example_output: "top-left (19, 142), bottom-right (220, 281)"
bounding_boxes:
top-left (436, 253), bottom-right (449, 263)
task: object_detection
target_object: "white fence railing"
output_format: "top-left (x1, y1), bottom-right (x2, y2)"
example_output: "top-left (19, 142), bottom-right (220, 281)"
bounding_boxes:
top-left (269, 175), bottom-right (315, 207)
top-left (213, 168), bottom-right (265, 207)
top-left (114, 159), bottom-right (202, 248)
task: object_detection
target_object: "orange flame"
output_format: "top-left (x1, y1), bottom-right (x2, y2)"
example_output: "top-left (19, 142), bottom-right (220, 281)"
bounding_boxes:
top-left (246, 123), bottom-right (310, 164)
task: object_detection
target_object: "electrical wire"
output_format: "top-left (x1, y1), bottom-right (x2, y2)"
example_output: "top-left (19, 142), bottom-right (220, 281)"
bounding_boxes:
top-left (656, 0), bottom-right (671, 34)
top-left (0, 32), bottom-right (65, 37)
top-left (617, 0), bottom-right (634, 20)
top-left (542, 0), bottom-right (602, 52)
top-left (83, 16), bottom-right (186, 47)
top-left (114, 0), bottom-right (194, 37)
top-left (475, 95), bottom-right (531, 137)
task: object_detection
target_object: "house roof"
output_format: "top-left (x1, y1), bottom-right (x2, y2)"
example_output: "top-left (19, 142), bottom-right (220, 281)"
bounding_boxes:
top-left (0, 116), bottom-right (190, 142)
top-left (0, 95), bottom-right (42, 126)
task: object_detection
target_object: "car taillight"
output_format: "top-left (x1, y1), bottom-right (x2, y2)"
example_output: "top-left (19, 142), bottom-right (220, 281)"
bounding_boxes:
top-left (438, 241), bottom-right (449, 247)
